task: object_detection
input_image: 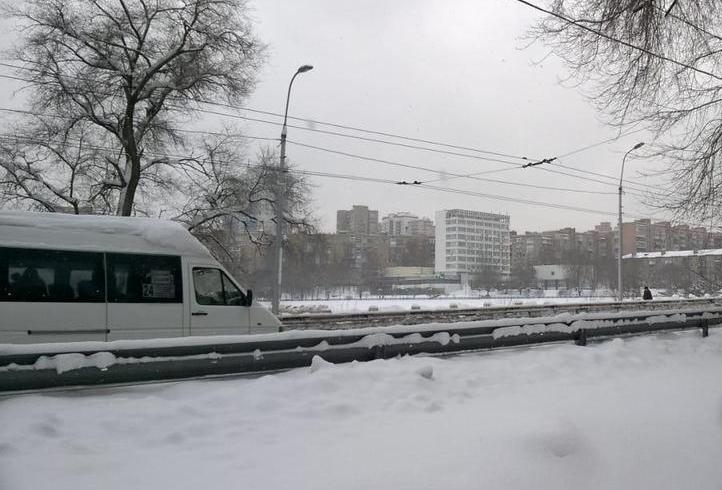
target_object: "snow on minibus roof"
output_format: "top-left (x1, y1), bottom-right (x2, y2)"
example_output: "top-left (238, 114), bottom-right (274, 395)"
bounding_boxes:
top-left (0, 211), bottom-right (214, 258)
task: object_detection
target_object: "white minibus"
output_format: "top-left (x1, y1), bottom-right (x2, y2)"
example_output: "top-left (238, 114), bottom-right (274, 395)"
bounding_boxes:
top-left (0, 211), bottom-right (281, 344)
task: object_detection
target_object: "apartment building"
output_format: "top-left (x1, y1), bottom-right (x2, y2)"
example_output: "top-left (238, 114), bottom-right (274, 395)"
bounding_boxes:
top-left (618, 219), bottom-right (713, 255)
top-left (511, 231), bottom-right (544, 266)
top-left (380, 212), bottom-right (434, 237)
top-left (336, 205), bottom-right (379, 235)
top-left (435, 209), bottom-right (511, 278)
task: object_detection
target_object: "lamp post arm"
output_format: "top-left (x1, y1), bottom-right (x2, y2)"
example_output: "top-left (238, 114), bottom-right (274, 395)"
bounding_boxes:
top-left (620, 142), bottom-right (644, 188)
top-left (620, 150), bottom-right (632, 188)
top-left (283, 71), bottom-right (302, 129)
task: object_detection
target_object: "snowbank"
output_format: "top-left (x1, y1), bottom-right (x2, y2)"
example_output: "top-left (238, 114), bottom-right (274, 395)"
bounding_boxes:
top-left (1, 331), bottom-right (721, 490)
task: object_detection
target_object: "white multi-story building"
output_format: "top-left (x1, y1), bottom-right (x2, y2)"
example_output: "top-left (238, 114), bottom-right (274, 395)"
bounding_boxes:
top-left (434, 209), bottom-right (511, 278)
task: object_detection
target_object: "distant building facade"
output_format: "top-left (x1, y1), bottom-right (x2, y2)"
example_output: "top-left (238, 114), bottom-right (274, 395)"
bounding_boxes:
top-left (381, 212), bottom-right (434, 237)
top-left (533, 264), bottom-right (568, 289)
top-left (336, 205), bottom-right (379, 235)
top-left (616, 219), bottom-right (722, 255)
top-left (509, 218), bottom-right (722, 290)
top-left (434, 209), bottom-right (511, 279)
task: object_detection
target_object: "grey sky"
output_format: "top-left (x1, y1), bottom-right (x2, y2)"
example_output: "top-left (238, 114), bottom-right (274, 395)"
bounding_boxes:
top-left (0, 0), bottom-right (666, 233)
top-left (242, 0), bottom-right (662, 234)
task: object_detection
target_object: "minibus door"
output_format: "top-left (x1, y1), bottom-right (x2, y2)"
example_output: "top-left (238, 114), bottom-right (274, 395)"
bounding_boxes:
top-left (105, 253), bottom-right (184, 341)
top-left (190, 267), bottom-right (250, 336)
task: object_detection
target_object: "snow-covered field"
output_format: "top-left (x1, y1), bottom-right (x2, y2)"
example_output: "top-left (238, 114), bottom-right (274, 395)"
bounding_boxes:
top-left (278, 295), bottom-right (670, 314)
top-left (2, 330), bottom-right (722, 489)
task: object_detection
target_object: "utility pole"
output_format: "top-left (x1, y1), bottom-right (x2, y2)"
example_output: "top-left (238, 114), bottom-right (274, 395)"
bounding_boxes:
top-left (272, 64), bottom-right (313, 315)
top-left (618, 142), bottom-right (645, 302)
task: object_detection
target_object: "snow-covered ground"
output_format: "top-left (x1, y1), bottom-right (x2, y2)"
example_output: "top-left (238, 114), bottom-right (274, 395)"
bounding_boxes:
top-left (277, 295), bottom-right (678, 314)
top-left (2, 330), bottom-right (722, 489)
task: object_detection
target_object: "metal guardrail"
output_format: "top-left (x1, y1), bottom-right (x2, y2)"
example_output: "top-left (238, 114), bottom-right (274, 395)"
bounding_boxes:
top-left (280, 297), bottom-right (722, 330)
top-left (1, 306), bottom-right (719, 393)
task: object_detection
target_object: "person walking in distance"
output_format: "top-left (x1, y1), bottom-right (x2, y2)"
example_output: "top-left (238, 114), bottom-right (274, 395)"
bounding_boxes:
top-left (643, 286), bottom-right (653, 301)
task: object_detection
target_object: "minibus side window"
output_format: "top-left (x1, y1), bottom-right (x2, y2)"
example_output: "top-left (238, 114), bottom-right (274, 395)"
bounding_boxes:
top-left (222, 273), bottom-right (243, 305)
top-left (0, 247), bottom-right (105, 302)
top-left (107, 253), bottom-right (182, 303)
top-left (193, 268), bottom-right (246, 306)
top-left (193, 268), bottom-right (224, 305)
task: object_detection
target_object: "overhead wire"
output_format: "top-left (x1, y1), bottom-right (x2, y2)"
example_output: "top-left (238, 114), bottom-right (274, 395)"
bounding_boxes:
top-left (0, 125), bottom-right (637, 201)
top-left (505, 1), bottom-right (722, 197)
top-left (286, 139), bottom-right (618, 195)
top-left (557, 128), bottom-right (647, 159)
top-left (417, 182), bottom-right (657, 219)
top-left (0, 130), bottom-right (658, 220)
top-left (532, 164), bottom-right (667, 199)
top-left (0, 133), bottom-right (272, 164)
top-left (0, 66), bottom-right (665, 199)
top-left (0, 66), bottom-right (528, 166)
top-left (420, 128), bottom-right (648, 185)
top-left (546, 160), bottom-right (664, 193)
top-left (419, 166), bottom-right (523, 184)
top-left (0, 66), bottom-right (663, 191)
top-left (652, 4), bottom-right (722, 42)
top-left (288, 138), bottom-right (666, 200)
top-left (0, 101), bottom-right (662, 200)
top-left (160, 104), bottom-right (670, 197)
top-left (549, 128), bottom-right (666, 193)
top-left (0, 98), bottom-right (660, 196)
top-left (0, 60), bottom-right (530, 161)
top-left (0, 13), bottom-right (695, 225)
top-left (0, 106), bottom-right (279, 142)
top-left (510, 0), bottom-right (722, 81)
top-left (198, 99), bottom-right (530, 161)
top-left (288, 165), bottom-right (657, 220)
top-left (176, 103), bottom-right (530, 166)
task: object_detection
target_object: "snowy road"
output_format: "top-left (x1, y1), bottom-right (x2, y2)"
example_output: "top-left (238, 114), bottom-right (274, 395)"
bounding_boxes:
top-left (2, 330), bottom-right (722, 489)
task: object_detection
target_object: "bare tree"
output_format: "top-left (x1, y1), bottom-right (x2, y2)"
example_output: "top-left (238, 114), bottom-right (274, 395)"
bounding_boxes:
top-left (0, 119), bottom-right (118, 213)
top-left (529, 0), bottom-right (722, 221)
top-left (563, 252), bottom-right (593, 294)
top-left (5, 0), bottom-right (264, 215)
top-left (177, 143), bottom-right (312, 235)
top-left (509, 262), bottom-right (536, 289)
top-left (471, 265), bottom-right (501, 291)
top-left (172, 140), bottom-right (313, 276)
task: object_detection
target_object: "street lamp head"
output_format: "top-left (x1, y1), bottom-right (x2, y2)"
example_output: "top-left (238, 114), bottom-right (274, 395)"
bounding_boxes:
top-left (632, 142), bottom-right (645, 150)
top-left (297, 64), bottom-right (314, 73)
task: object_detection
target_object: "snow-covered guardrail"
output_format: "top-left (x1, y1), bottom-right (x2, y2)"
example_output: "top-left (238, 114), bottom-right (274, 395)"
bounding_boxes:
top-left (279, 297), bottom-right (722, 330)
top-left (1, 307), bottom-right (720, 393)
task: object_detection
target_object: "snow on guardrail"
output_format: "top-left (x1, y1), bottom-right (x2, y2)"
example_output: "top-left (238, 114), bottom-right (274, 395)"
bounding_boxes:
top-left (1, 307), bottom-right (720, 392)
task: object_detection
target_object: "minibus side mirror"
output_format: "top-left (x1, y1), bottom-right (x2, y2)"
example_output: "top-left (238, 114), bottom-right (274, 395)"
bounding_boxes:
top-left (244, 289), bottom-right (253, 307)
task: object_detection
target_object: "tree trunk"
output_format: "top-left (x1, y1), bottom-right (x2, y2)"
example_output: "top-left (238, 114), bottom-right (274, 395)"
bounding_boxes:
top-left (117, 112), bottom-right (141, 216)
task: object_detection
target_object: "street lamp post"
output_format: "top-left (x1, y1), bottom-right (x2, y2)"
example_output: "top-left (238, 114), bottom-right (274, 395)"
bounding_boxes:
top-left (272, 64), bottom-right (313, 315)
top-left (618, 142), bottom-right (645, 302)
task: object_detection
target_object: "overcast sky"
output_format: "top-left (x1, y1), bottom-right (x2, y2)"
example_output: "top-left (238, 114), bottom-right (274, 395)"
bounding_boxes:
top-left (238, 0), bottom-right (665, 234)
top-left (0, 0), bottom-right (668, 234)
